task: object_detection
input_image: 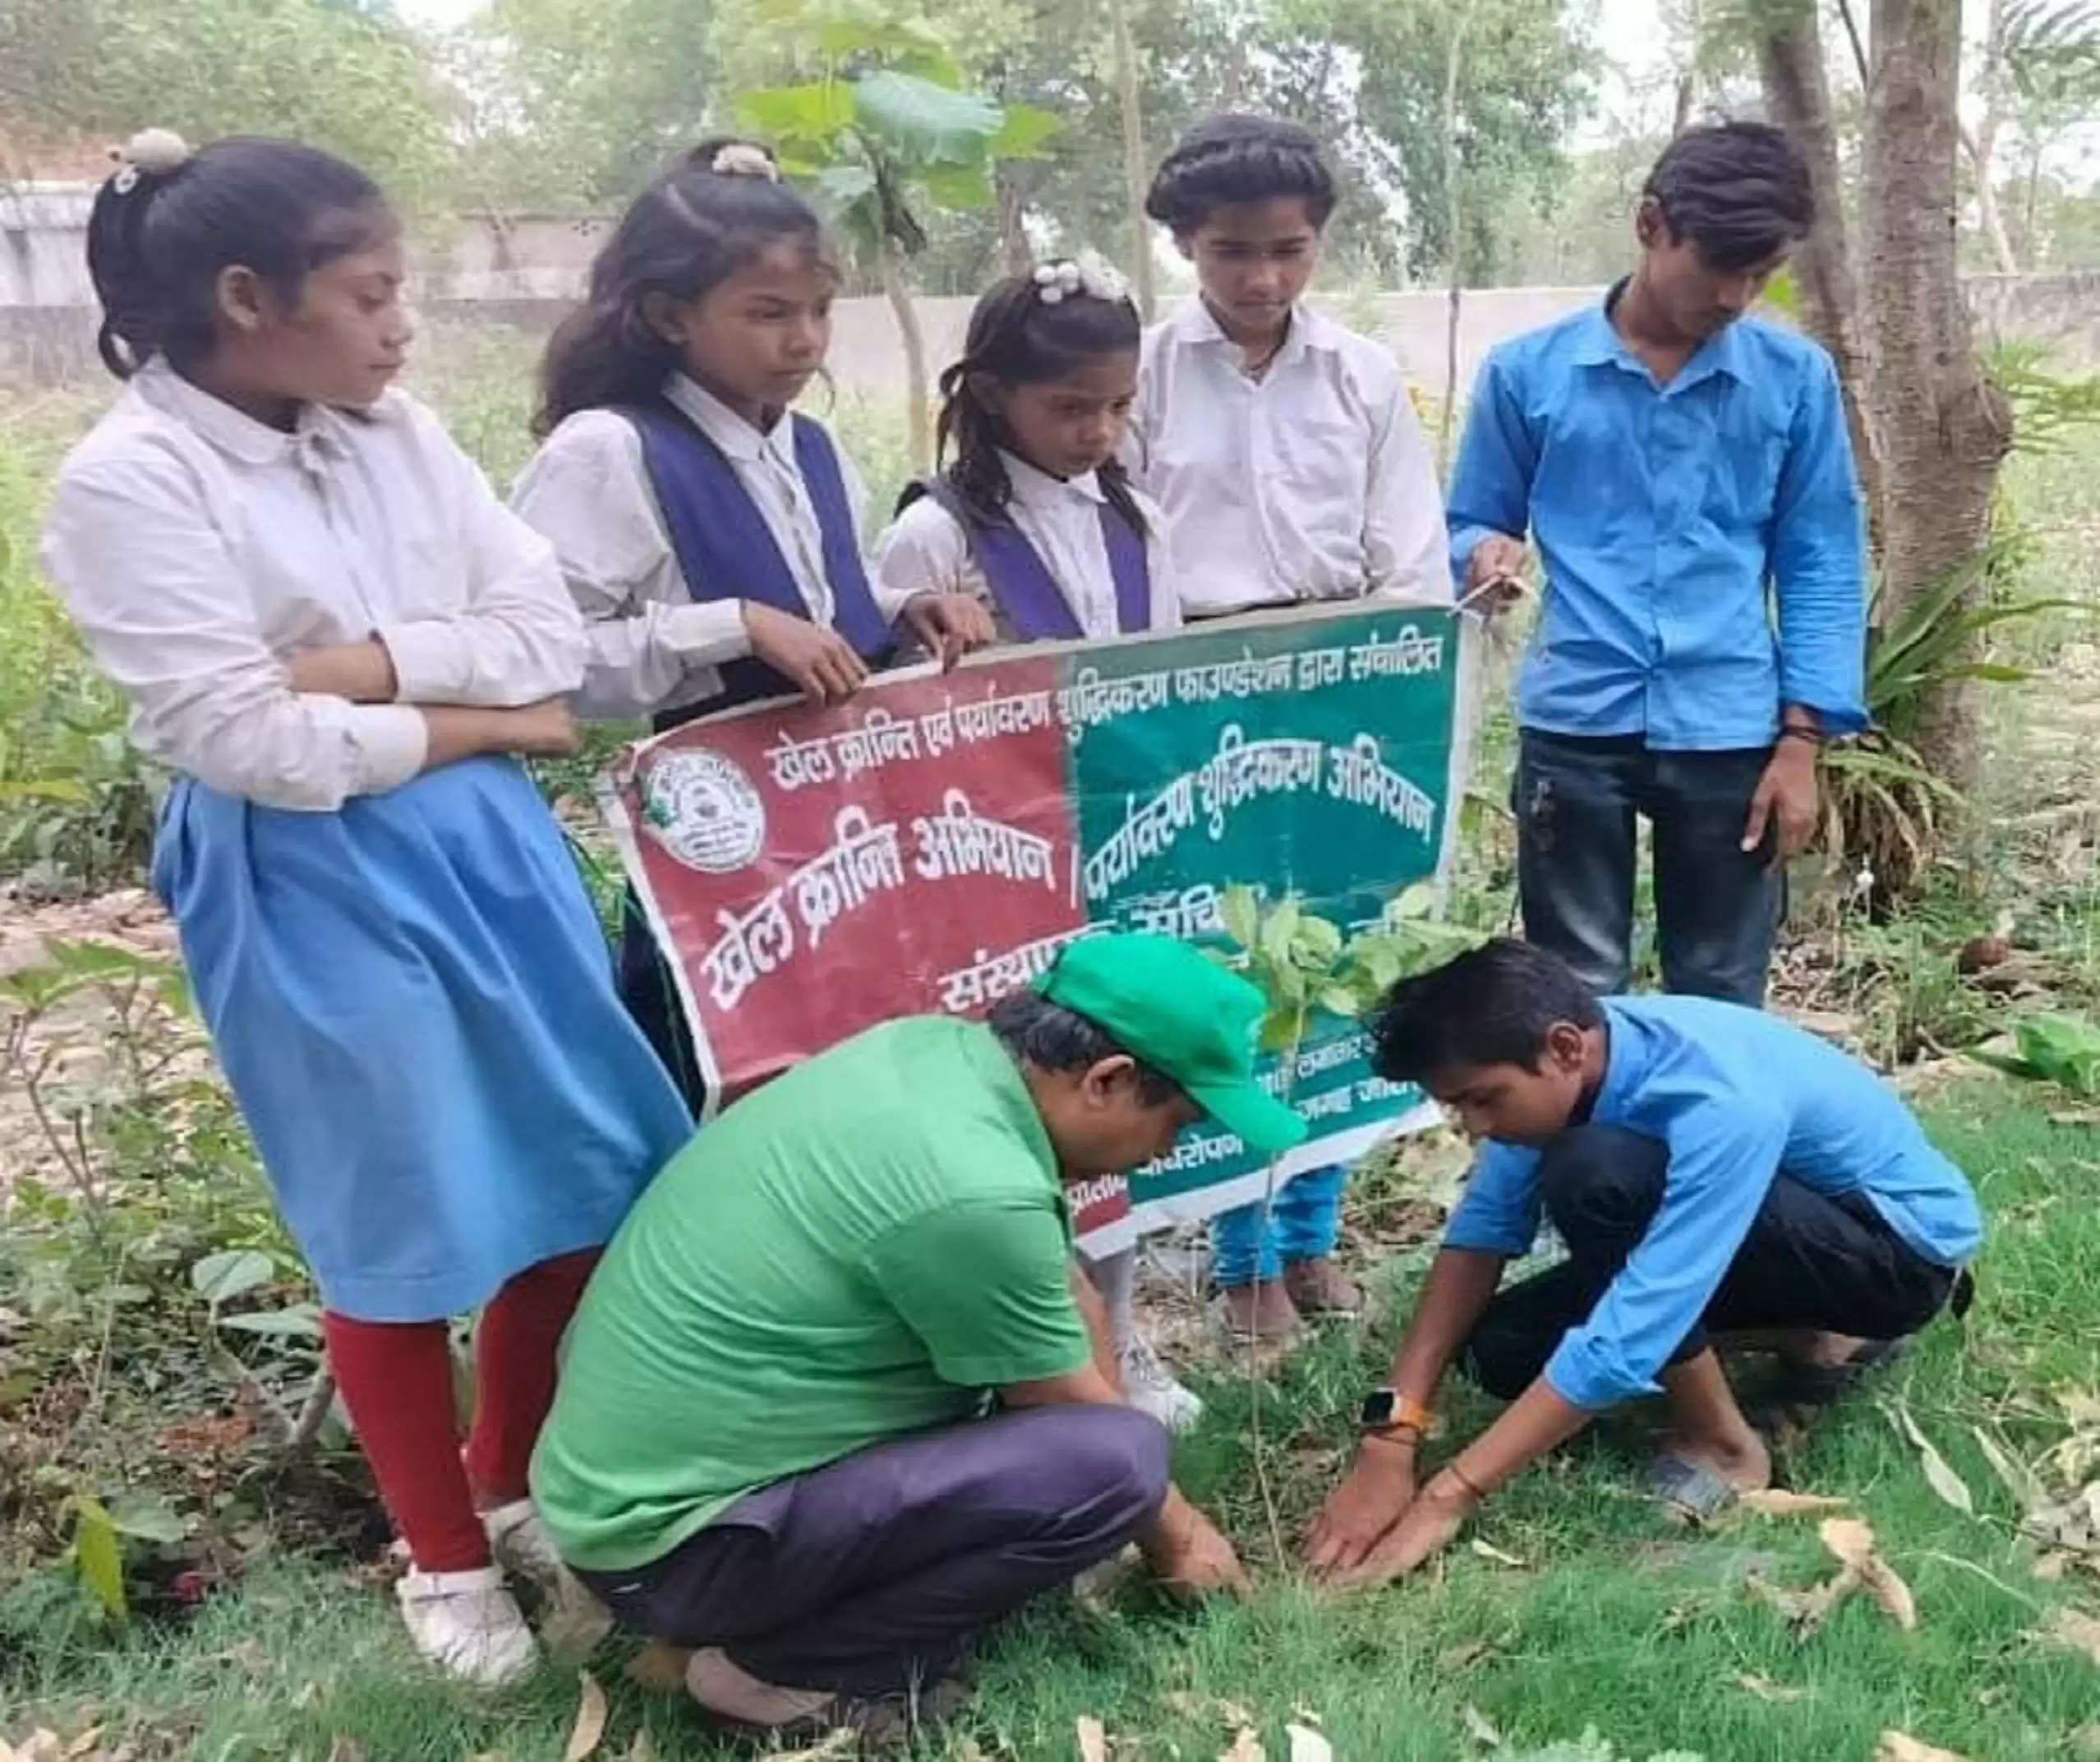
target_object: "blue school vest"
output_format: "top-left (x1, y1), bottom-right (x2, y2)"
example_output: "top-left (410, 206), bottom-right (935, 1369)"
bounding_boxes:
top-left (622, 400), bottom-right (893, 729)
top-left (905, 477), bottom-right (1152, 641)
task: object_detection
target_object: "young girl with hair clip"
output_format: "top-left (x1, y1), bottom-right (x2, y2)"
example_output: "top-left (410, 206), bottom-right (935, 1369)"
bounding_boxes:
top-left (40, 131), bottom-right (690, 1687)
top-left (871, 255), bottom-right (1200, 1434)
top-left (513, 137), bottom-right (987, 1106)
top-left (1128, 115), bottom-right (1451, 1347)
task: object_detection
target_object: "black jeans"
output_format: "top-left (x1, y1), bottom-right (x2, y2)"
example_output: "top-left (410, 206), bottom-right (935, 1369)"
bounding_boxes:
top-left (1514, 730), bottom-right (1783, 1004)
top-left (575, 1405), bottom-right (1169, 1699)
top-left (1461, 1125), bottom-right (1960, 1401)
top-left (617, 888), bottom-right (706, 1112)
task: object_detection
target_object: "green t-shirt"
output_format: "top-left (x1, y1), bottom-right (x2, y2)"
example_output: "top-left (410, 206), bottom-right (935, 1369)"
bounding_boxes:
top-left (531, 1016), bottom-right (1093, 1572)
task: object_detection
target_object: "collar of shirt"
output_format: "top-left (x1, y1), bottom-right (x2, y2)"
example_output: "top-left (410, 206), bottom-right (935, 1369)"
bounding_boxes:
top-left (999, 449), bottom-right (1106, 513)
top-left (136, 358), bottom-right (391, 468)
top-left (961, 1020), bottom-right (1062, 1191)
top-left (1572, 279), bottom-right (1752, 395)
top-left (665, 372), bottom-right (799, 472)
top-left (1585, 998), bottom-right (1658, 1125)
top-left (1167, 296), bottom-right (1342, 374)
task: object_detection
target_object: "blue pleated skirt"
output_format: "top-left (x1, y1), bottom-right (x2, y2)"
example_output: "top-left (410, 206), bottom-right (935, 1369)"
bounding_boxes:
top-left (152, 757), bottom-right (692, 1322)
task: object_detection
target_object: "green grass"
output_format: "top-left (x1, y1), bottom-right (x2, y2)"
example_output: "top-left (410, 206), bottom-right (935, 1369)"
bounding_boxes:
top-left (4, 1081), bottom-right (2095, 1760)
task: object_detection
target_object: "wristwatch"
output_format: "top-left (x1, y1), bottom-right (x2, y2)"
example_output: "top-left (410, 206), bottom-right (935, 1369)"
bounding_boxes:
top-left (1359, 1387), bottom-right (1433, 1435)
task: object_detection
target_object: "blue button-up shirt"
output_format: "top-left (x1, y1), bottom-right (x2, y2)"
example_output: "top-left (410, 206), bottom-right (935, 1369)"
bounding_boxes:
top-left (1443, 995), bottom-right (1982, 1411)
top-left (1448, 296), bottom-right (1868, 748)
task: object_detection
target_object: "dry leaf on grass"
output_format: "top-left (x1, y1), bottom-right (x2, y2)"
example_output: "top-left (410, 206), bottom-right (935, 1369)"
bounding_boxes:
top-left (1286, 1723), bottom-right (1333, 1762)
top-left (624, 1642), bottom-right (693, 1696)
top-left (60, 1733), bottom-right (102, 1760)
top-left (1892, 1402), bottom-right (1976, 1515)
top-left (2070, 1723), bottom-right (2100, 1758)
top-left (1460, 1703), bottom-right (1504, 1748)
top-left (1874, 1732), bottom-right (1972, 1762)
top-left (1818, 1516), bottom-right (1918, 1631)
top-left (763, 1733), bottom-right (856, 1762)
top-left (1739, 1489), bottom-right (1849, 1517)
top-left (1820, 1516), bottom-right (1876, 1568)
top-left (2034, 1550), bottom-right (2073, 1581)
top-left (1971, 1426), bottom-right (2047, 1511)
top-left (626, 1733), bottom-right (659, 1762)
top-left (1, 1735), bottom-right (62, 1762)
top-left (564, 1672), bottom-right (610, 1762)
top-left (1734, 1672), bottom-right (1810, 1703)
top-left (1077, 1714), bottom-right (1110, 1762)
top-left (325, 1742), bottom-right (367, 1762)
top-left (2042, 1606), bottom-right (2100, 1667)
top-left (1470, 1537), bottom-right (1528, 1569)
top-left (1437, 1640), bottom-right (1496, 1671)
top-left (1219, 1731), bottom-right (1264, 1762)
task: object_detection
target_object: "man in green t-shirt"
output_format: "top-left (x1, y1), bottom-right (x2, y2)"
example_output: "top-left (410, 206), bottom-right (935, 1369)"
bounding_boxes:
top-left (532, 932), bottom-right (1304, 1739)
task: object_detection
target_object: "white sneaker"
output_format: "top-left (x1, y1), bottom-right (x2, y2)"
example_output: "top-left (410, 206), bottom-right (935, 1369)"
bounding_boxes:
top-left (395, 1564), bottom-right (541, 1688)
top-left (1119, 1336), bottom-right (1204, 1433)
top-left (481, 1497), bottom-right (615, 1658)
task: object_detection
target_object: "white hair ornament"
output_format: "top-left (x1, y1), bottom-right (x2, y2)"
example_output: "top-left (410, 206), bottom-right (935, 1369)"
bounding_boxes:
top-left (110, 127), bottom-right (191, 194)
top-left (711, 142), bottom-right (781, 182)
top-left (1031, 249), bottom-right (1131, 306)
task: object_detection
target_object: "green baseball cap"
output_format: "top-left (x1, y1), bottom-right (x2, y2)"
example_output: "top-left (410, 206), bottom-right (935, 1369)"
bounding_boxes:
top-left (1034, 932), bottom-right (1310, 1157)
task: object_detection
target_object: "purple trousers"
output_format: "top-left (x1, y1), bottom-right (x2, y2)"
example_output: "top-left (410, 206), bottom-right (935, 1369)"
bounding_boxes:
top-left (575, 1404), bottom-right (1170, 1697)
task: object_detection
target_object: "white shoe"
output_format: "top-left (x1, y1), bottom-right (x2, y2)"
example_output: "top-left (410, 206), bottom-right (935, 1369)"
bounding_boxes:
top-left (395, 1564), bottom-right (541, 1688)
top-left (482, 1497), bottom-right (615, 1658)
top-left (1119, 1336), bottom-right (1204, 1433)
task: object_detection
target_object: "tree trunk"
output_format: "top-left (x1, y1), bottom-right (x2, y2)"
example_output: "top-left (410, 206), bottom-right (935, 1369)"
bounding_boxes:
top-left (878, 239), bottom-right (934, 476)
top-left (1757, 7), bottom-right (1886, 553)
top-left (994, 167), bottom-right (1032, 278)
top-left (1438, 1), bottom-right (1474, 476)
top-left (1964, 0), bottom-right (2020, 274)
top-left (1110, 0), bottom-right (1156, 320)
top-left (1860, 0), bottom-right (2015, 789)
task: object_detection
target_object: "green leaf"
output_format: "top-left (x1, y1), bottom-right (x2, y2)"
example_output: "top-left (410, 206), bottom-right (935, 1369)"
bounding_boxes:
top-left (218, 1304), bottom-right (325, 1341)
top-left (191, 1249), bottom-right (274, 1309)
top-left (735, 81), bottom-right (854, 148)
top-left (810, 162), bottom-right (880, 219)
top-left (1220, 885), bottom-right (1260, 951)
top-left (1290, 915), bottom-right (1345, 969)
top-left (1258, 896), bottom-right (1303, 967)
top-left (68, 1495), bottom-right (127, 1624)
top-left (989, 103), bottom-right (1062, 160)
top-left (105, 1493), bottom-right (187, 1545)
top-left (1259, 1004), bottom-right (1310, 1053)
top-left (1389, 881), bottom-right (1439, 922)
top-left (850, 71), bottom-right (1003, 165)
top-left (1316, 982), bottom-right (1364, 1019)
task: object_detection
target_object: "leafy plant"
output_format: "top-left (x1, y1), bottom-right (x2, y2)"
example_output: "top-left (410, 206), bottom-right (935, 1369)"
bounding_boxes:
top-left (1971, 1011), bottom-right (2100, 1097)
top-left (1215, 882), bottom-right (1485, 1058)
top-left (735, 4), bottom-right (1060, 472)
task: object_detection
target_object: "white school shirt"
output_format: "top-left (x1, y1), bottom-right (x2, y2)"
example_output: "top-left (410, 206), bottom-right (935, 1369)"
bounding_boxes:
top-left (871, 451), bottom-right (1182, 641)
top-left (39, 360), bottom-right (584, 814)
top-left (510, 372), bottom-right (882, 721)
top-left (1126, 298), bottom-right (1450, 618)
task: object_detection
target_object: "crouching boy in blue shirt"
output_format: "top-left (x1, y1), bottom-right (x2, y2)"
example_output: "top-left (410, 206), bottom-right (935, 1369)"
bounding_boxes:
top-left (1306, 940), bottom-right (1981, 1587)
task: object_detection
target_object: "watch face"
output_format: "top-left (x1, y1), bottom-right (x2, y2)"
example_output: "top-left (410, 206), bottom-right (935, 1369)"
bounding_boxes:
top-left (1360, 1389), bottom-right (1397, 1428)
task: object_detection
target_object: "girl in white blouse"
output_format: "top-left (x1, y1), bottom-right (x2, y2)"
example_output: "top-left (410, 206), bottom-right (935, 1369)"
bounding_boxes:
top-left (871, 257), bottom-right (1201, 1436)
top-left (1127, 116), bottom-right (1450, 1347)
top-left (511, 138), bottom-right (985, 1103)
top-left (40, 132), bottom-right (689, 1689)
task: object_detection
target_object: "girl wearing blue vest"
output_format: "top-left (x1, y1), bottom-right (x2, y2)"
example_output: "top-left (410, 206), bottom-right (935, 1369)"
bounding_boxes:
top-left (513, 139), bottom-right (985, 1104)
top-left (871, 256), bottom-right (1198, 1433)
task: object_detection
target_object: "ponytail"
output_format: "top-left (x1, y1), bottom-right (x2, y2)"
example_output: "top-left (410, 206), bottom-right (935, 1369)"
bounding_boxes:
top-left (85, 131), bottom-right (386, 380)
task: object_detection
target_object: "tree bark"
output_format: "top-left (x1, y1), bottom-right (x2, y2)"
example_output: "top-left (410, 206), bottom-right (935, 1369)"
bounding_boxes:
top-left (1110, 0), bottom-right (1156, 321)
top-left (1964, 0), bottom-right (2020, 274)
top-left (1860, 0), bottom-right (2015, 789)
top-left (994, 166), bottom-right (1032, 278)
top-left (1756, 5), bottom-right (1886, 553)
top-left (1439, 1), bottom-right (1474, 476)
top-left (878, 239), bottom-right (934, 476)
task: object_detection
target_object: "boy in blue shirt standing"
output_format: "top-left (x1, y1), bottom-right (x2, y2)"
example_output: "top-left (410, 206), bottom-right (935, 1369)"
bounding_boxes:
top-left (1305, 941), bottom-right (1980, 1587)
top-left (1449, 122), bottom-right (1867, 1004)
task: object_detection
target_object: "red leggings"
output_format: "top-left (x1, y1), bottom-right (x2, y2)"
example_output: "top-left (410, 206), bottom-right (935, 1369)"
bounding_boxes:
top-left (321, 1248), bottom-right (599, 1574)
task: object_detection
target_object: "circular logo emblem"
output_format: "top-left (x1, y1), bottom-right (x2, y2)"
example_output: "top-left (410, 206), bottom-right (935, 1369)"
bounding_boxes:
top-left (641, 748), bottom-right (767, 874)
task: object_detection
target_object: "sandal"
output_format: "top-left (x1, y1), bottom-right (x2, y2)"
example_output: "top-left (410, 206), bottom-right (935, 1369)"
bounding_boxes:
top-left (1645, 1452), bottom-right (1744, 1523)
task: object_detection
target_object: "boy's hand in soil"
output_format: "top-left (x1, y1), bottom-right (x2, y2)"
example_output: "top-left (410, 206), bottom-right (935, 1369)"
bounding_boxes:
top-left (1327, 1468), bottom-right (1477, 1589)
top-left (1144, 1490), bottom-right (1250, 1599)
top-left (901, 591), bottom-right (997, 670)
top-left (1306, 1434), bottom-right (1417, 1579)
top-left (742, 601), bottom-right (868, 705)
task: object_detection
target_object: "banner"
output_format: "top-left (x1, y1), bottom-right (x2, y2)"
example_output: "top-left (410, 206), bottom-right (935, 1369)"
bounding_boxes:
top-left (605, 605), bottom-right (1469, 1254)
